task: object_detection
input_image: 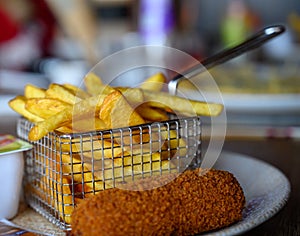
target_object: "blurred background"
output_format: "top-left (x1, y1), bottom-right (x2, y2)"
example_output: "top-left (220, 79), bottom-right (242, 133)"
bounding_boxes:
top-left (1, 0), bottom-right (300, 137)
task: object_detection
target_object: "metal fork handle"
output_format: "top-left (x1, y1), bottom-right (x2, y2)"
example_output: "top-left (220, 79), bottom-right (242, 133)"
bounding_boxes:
top-left (168, 25), bottom-right (286, 95)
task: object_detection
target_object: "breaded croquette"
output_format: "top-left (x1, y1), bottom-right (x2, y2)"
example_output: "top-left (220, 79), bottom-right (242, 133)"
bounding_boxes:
top-left (71, 169), bottom-right (245, 236)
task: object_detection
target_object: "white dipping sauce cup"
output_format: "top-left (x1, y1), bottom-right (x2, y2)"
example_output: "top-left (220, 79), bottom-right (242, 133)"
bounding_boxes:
top-left (0, 135), bottom-right (32, 219)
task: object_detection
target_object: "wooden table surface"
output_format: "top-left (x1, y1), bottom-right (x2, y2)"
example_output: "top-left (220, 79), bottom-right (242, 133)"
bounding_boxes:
top-left (223, 138), bottom-right (300, 236)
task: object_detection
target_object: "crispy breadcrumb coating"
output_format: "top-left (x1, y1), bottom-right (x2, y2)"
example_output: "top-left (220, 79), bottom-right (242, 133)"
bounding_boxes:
top-left (71, 169), bottom-right (245, 236)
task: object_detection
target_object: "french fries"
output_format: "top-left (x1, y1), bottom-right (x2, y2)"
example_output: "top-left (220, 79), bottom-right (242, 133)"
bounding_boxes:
top-left (60, 154), bottom-right (104, 192)
top-left (139, 72), bottom-right (166, 92)
top-left (46, 83), bottom-right (82, 104)
top-left (9, 96), bottom-right (44, 123)
top-left (25, 98), bottom-right (71, 119)
top-left (99, 90), bottom-right (146, 130)
top-left (70, 117), bottom-right (106, 132)
top-left (11, 72), bottom-right (222, 140)
top-left (135, 103), bottom-right (169, 122)
top-left (135, 88), bottom-right (223, 117)
top-left (10, 71), bottom-right (222, 224)
top-left (84, 72), bottom-right (114, 96)
top-left (63, 83), bottom-right (90, 99)
top-left (24, 84), bottom-right (46, 98)
top-left (28, 94), bottom-right (107, 141)
top-left (33, 175), bottom-right (73, 224)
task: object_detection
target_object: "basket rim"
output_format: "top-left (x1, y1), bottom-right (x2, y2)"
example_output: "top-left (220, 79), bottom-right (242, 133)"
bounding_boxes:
top-left (18, 116), bottom-right (201, 140)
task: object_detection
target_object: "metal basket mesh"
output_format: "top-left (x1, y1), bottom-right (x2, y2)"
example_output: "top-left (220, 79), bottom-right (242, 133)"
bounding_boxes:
top-left (17, 116), bottom-right (201, 230)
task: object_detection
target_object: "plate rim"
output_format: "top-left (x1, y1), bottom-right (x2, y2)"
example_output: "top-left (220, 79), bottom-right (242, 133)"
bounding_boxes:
top-left (204, 151), bottom-right (291, 236)
top-left (222, 93), bottom-right (300, 113)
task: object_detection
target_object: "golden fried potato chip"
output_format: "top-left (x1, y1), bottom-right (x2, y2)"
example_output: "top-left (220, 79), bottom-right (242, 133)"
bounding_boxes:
top-left (63, 83), bottom-right (91, 99)
top-left (116, 87), bottom-right (223, 116)
top-left (24, 84), bottom-right (46, 98)
top-left (28, 94), bottom-right (108, 141)
top-left (70, 117), bottom-right (107, 132)
top-left (115, 87), bottom-right (144, 105)
top-left (84, 72), bottom-right (115, 96)
top-left (135, 103), bottom-right (169, 122)
top-left (55, 176), bottom-right (74, 224)
top-left (93, 152), bottom-right (175, 182)
top-left (142, 89), bottom-right (223, 116)
top-left (139, 72), bottom-right (167, 92)
top-left (25, 98), bottom-right (71, 119)
top-left (60, 154), bottom-right (104, 192)
top-left (28, 107), bottom-right (73, 141)
top-left (55, 126), bottom-right (73, 134)
top-left (8, 96), bottom-right (44, 123)
top-left (46, 83), bottom-right (82, 105)
top-left (39, 175), bottom-right (73, 224)
top-left (59, 136), bottom-right (123, 160)
top-left (99, 90), bottom-right (145, 129)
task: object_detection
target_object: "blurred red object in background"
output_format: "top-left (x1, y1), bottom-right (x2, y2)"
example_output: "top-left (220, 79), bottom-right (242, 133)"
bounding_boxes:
top-left (0, 7), bottom-right (20, 43)
top-left (0, 0), bottom-right (57, 69)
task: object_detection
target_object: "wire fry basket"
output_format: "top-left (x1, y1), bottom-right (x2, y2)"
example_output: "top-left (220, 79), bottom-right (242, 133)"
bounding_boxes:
top-left (17, 116), bottom-right (202, 230)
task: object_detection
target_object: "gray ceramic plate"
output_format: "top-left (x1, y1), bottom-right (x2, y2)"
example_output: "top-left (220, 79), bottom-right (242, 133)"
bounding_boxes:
top-left (204, 151), bottom-right (291, 236)
top-left (6, 151), bottom-right (290, 235)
